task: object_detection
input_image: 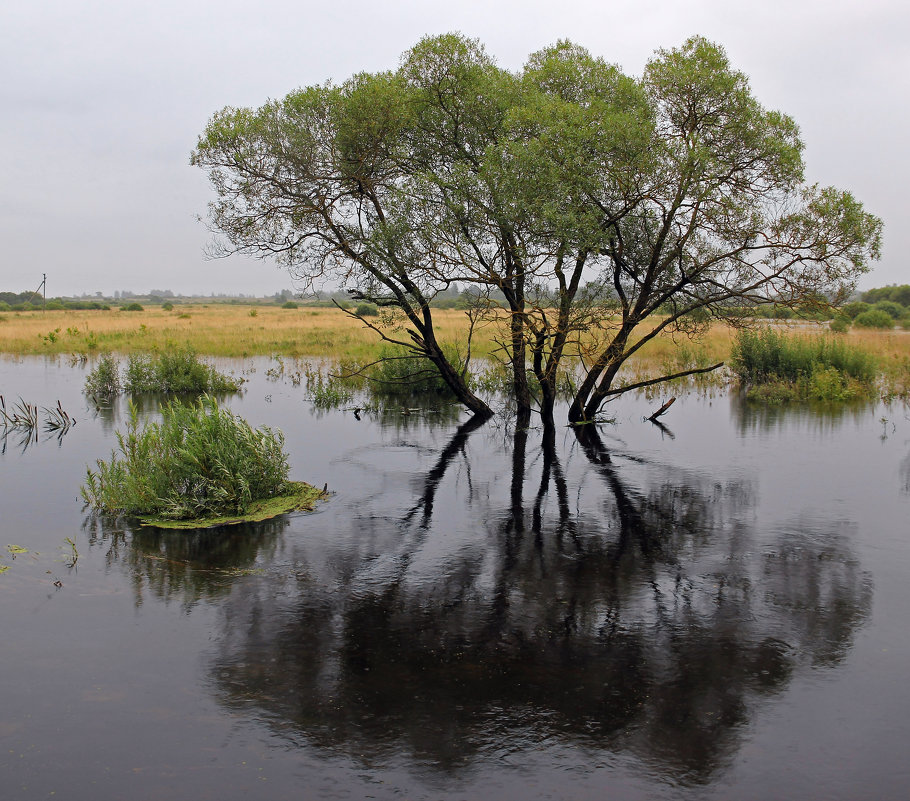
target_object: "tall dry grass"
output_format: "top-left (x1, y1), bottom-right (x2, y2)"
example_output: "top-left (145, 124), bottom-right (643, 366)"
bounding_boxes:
top-left (0, 305), bottom-right (498, 360)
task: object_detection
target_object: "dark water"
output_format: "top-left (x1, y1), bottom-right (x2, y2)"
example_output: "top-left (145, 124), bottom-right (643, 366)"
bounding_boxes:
top-left (2, 356), bottom-right (909, 800)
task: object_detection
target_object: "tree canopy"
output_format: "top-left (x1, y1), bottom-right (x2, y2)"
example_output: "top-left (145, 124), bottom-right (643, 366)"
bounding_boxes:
top-left (192, 33), bottom-right (882, 425)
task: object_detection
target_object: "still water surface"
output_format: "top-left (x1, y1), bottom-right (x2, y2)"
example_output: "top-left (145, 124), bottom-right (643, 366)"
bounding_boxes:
top-left (1, 356), bottom-right (909, 800)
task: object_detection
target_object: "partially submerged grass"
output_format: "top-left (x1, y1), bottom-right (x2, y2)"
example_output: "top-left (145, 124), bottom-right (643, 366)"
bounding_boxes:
top-left (3, 304), bottom-right (908, 400)
top-left (82, 395), bottom-right (300, 522)
top-left (123, 347), bottom-right (241, 393)
top-left (84, 347), bottom-right (241, 398)
top-left (731, 328), bottom-right (879, 401)
top-left (137, 481), bottom-right (325, 529)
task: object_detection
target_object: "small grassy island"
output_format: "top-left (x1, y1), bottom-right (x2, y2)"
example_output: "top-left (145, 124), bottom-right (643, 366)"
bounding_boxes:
top-left (82, 394), bottom-right (324, 529)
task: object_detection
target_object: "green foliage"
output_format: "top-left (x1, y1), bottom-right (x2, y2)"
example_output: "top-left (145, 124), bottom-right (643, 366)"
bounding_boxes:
top-left (872, 300), bottom-right (906, 320)
top-left (829, 315), bottom-right (851, 333)
top-left (355, 303), bottom-right (379, 317)
top-left (862, 284), bottom-right (910, 307)
top-left (193, 33), bottom-right (883, 424)
top-left (124, 348), bottom-right (241, 394)
top-left (81, 396), bottom-right (290, 520)
top-left (731, 328), bottom-right (877, 401)
top-left (281, 300), bottom-right (299, 309)
top-left (121, 302), bottom-right (144, 312)
top-left (853, 309), bottom-right (894, 329)
top-left (162, 301), bottom-right (174, 311)
top-left (369, 346), bottom-right (460, 396)
top-left (84, 353), bottom-right (121, 398)
top-left (842, 301), bottom-right (871, 319)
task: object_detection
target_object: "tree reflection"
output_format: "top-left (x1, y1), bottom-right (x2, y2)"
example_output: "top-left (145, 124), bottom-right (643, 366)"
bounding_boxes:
top-left (195, 417), bottom-right (870, 783)
top-left (83, 514), bottom-right (287, 609)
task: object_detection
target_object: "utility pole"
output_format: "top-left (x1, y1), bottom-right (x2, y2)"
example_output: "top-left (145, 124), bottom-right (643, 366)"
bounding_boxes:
top-left (26, 273), bottom-right (47, 311)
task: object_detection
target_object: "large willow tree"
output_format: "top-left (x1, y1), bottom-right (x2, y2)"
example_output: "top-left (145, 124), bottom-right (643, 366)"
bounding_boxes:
top-left (193, 34), bottom-right (881, 425)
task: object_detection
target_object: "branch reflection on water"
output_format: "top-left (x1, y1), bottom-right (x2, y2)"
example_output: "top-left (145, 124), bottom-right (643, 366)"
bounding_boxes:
top-left (186, 415), bottom-right (873, 784)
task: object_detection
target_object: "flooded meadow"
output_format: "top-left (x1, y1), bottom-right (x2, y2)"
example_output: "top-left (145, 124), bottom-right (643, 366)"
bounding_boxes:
top-left (1, 356), bottom-right (909, 800)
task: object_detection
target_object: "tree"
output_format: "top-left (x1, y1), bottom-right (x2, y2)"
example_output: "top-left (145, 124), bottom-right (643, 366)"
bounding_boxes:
top-left (193, 34), bottom-right (882, 426)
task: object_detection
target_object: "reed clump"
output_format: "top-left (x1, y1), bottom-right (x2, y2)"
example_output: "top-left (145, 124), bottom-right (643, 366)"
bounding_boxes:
top-left (123, 348), bottom-right (241, 394)
top-left (84, 347), bottom-right (241, 397)
top-left (82, 395), bottom-right (290, 521)
top-left (731, 328), bottom-right (878, 401)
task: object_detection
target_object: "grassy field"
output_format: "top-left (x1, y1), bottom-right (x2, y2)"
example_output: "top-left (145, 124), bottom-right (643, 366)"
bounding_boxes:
top-left (1, 304), bottom-right (908, 395)
top-left (0, 304), bottom-right (497, 360)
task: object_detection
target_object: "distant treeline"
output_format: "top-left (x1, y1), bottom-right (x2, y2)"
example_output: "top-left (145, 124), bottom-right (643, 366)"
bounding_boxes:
top-left (2, 284), bottom-right (908, 318)
top-left (0, 292), bottom-right (111, 311)
top-left (860, 284), bottom-right (910, 306)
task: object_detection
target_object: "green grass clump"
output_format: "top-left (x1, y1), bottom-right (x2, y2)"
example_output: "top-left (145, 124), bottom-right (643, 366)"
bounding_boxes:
top-left (82, 395), bottom-right (290, 521)
top-left (84, 353), bottom-right (122, 398)
top-left (124, 348), bottom-right (241, 394)
top-left (369, 346), bottom-right (460, 397)
top-left (731, 328), bottom-right (878, 401)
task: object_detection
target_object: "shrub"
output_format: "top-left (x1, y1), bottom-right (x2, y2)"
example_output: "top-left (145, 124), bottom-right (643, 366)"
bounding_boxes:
top-left (829, 316), bottom-right (851, 334)
top-left (873, 301), bottom-right (907, 320)
top-left (84, 353), bottom-right (121, 398)
top-left (355, 302), bottom-right (379, 317)
top-left (369, 346), bottom-right (462, 397)
top-left (853, 309), bottom-right (894, 329)
top-left (731, 328), bottom-right (877, 401)
top-left (121, 302), bottom-right (144, 312)
top-left (81, 396), bottom-right (289, 520)
top-left (124, 347), bottom-right (241, 394)
top-left (281, 300), bottom-right (299, 309)
top-left (162, 301), bottom-right (174, 311)
top-left (842, 301), bottom-right (871, 319)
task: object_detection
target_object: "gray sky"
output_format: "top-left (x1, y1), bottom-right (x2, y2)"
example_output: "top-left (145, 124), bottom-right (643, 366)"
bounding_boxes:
top-left (2, 0), bottom-right (907, 297)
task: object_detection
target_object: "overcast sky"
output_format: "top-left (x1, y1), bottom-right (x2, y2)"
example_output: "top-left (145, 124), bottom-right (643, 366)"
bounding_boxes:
top-left (2, 0), bottom-right (907, 297)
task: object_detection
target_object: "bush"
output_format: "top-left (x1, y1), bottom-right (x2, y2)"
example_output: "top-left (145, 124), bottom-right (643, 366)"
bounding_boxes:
top-left (81, 396), bottom-right (289, 520)
top-left (121, 302), bottom-right (144, 312)
top-left (162, 301), bottom-right (174, 311)
top-left (829, 315), bottom-right (851, 334)
top-left (281, 300), bottom-right (299, 309)
top-left (369, 346), bottom-right (462, 397)
top-left (873, 301), bottom-right (907, 320)
top-left (355, 303), bottom-right (379, 317)
top-left (124, 347), bottom-right (241, 394)
top-left (842, 301), bottom-right (871, 320)
top-left (84, 353), bottom-right (121, 398)
top-left (731, 328), bottom-right (877, 401)
top-left (853, 309), bottom-right (894, 329)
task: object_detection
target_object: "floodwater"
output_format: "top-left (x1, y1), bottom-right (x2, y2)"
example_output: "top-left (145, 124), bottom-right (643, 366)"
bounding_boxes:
top-left (1, 356), bottom-right (909, 800)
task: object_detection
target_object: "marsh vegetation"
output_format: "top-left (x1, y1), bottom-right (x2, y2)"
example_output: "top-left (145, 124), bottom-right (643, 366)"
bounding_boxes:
top-left (81, 395), bottom-right (299, 523)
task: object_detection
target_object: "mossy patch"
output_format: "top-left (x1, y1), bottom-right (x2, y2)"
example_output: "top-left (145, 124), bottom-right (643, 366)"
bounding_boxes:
top-left (136, 481), bottom-right (326, 530)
